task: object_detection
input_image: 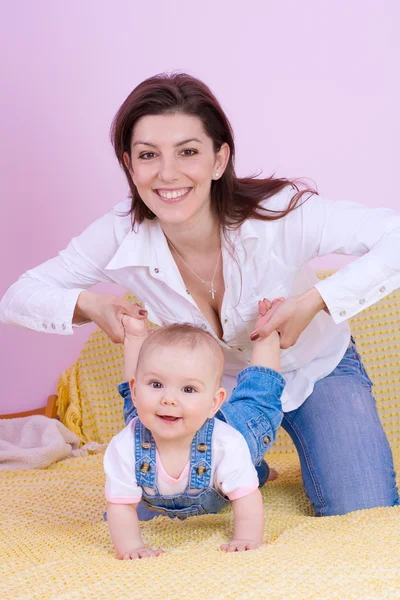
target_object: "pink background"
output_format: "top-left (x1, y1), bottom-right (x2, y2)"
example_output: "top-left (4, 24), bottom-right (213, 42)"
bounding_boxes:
top-left (1, 1), bottom-right (399, 414)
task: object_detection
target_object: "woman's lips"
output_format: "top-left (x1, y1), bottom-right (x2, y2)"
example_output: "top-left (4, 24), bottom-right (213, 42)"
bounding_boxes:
top-left (155, 188), bottom-right (192, 204)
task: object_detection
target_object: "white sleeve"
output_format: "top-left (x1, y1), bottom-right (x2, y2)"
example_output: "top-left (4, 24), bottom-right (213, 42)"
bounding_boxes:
top-left (0, 209), bottom-right (121, 335)
top-left (271, 190), bottom-right (400, 324)
top-left (214, 427), bottom-right (259, 501)
top-left (103, 425), bottom-right (142, 505)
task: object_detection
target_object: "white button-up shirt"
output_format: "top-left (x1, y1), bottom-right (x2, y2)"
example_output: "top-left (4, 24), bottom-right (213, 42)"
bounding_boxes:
top-left (1, 188), bottom-right (399, 411)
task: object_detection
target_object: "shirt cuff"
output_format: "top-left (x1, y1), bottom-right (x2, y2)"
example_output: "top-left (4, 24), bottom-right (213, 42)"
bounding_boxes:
top-left (227, 483), bottom-right (259, 501)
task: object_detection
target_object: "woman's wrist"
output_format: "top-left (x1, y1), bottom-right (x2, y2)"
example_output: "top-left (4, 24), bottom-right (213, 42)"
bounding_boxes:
top-left (73, 290), bottom-right (97, 324)
top-left (297, 287), bottom-right (328, 317)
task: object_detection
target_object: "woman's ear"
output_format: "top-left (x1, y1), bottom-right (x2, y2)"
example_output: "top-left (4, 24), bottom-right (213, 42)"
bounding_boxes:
top-left (129, 377), bottom-right (136, 406)
top-left (209, 387), bottom-right (226, 418)
top-left (214, 142), bottom-right (230, 179)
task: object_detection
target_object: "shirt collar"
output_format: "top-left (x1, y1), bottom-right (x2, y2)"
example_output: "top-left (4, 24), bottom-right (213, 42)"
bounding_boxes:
top-left (105, 219), bottom-right (167, 270)
top-left (105, 217), bottom-right (260, 271)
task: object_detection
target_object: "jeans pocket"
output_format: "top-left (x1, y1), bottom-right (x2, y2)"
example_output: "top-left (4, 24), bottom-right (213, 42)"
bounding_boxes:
top-left (333, 341), bottom-right (373, 390)
top-left (246, 414), bottom-right (274, 464)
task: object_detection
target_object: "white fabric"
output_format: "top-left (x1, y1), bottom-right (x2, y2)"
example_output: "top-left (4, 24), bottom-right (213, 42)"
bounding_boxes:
top-left (0, 415), bottom-right (81, 470)
top-left (1, 187), bottom-right (400, 410)
top-left (104, 418), bottom-right (259, 503)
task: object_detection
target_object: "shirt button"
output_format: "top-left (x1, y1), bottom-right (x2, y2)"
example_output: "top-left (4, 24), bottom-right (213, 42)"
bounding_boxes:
top-left (201, 324), bottom-right (207, 330)
top-left (42, 323), bottom-right (47, 329)
top-left (224, 318), bottom-right (228, 324)
top-left (340, 310), bottom-right (346, 317)
top-left (62, 324), bottom-right (66, 330)
top-left (51, 323), bottom-right (56, 330)
top-left (379, 286), bottom-right (386, 293)
top-left (263, 435), bottom-right (271, 445)
top-left (359, 299), bottom-right (365, 305)
top-left (154, 268), bottom-right (159, 274)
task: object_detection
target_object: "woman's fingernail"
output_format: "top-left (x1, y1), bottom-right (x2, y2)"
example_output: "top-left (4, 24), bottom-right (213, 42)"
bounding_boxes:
top-left (250, 332), bottom-right (260, 341)
top-left (139, 310), bottom-right (147, 316)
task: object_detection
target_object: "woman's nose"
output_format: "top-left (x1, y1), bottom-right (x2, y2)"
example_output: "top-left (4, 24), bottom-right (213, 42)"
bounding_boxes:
top-left (158, 157), bottom-right (179, 182)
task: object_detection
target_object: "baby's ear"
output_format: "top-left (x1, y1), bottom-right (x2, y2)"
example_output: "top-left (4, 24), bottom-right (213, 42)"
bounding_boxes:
top-left (209, 387), bottom-right (226, 418)
top-left (129, 377), bottom-right (136, 406)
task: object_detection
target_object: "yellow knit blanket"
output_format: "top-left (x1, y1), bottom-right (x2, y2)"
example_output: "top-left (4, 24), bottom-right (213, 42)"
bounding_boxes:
top-left (1, 274), bottom-right (399, 599)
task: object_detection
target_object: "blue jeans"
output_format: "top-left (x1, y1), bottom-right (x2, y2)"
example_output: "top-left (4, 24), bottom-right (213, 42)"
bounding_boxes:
top-left (282, 339), bottom-right (399, 516)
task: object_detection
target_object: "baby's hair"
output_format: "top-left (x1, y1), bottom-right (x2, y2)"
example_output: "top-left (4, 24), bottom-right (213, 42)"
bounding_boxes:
top-left (137, 323), bottom-right (225, 384)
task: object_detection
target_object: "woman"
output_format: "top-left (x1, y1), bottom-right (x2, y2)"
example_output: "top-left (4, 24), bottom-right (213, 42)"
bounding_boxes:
top-left (1, 73), bottom-right (399, 516)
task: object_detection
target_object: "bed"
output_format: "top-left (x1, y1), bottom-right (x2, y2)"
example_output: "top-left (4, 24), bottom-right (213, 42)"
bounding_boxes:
top-left (1, 272), bottom-right (399, 599)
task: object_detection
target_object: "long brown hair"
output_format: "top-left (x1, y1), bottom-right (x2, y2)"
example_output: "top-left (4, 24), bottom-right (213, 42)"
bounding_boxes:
top-left (110, 72), bottom-right (316, 230)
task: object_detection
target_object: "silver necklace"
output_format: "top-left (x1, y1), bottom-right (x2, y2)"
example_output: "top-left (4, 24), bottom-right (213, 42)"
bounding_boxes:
top-left (167, 239), bottom-right (222, 300)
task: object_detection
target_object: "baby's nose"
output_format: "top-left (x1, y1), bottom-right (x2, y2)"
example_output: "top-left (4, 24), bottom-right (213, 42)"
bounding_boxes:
top-left (161, 392), bottom-right (177, 405)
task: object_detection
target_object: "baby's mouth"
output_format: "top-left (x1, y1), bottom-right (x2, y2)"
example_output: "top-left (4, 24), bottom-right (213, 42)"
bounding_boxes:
top-left (157, 415), bottom-right (181, 422)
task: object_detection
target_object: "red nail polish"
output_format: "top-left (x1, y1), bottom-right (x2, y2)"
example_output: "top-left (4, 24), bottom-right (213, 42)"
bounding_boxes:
top-left (250, 332), bottom-right (260, 341)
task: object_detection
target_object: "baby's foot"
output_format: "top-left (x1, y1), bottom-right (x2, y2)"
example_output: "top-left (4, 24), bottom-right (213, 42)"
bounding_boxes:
top-left (122, 310), bottom-right (148, 339)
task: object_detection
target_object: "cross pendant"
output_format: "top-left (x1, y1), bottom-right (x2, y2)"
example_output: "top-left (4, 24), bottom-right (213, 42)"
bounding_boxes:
top-left (209, 285), bottom-right (216, 300)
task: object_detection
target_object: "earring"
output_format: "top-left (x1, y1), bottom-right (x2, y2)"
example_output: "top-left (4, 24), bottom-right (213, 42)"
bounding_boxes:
top-left (215, 172), bottom-right (219, 179)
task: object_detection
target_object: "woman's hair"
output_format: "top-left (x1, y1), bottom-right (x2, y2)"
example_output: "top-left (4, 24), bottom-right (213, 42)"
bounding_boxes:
top-left (111, 72), bottom-right (316, 229)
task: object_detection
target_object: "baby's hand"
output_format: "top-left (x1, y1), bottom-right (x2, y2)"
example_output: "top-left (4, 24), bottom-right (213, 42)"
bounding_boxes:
top-left (220, 539), bottom-right (264, 552)
top-left (119, 545), bottom-right (164, 560)
top-left (122, 309), bottom-right (148, 339)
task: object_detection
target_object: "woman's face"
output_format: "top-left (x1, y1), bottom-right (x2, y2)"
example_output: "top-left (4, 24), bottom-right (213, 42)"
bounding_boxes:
top-left (124, 113), bottom-right (229, 227)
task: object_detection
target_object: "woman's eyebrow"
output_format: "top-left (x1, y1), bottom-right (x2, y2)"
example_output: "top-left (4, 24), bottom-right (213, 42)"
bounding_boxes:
top-left (132, 138), bottom-right (203, 148)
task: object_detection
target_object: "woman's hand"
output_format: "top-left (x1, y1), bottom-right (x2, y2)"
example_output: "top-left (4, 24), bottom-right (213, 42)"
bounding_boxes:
top-left (74, 291), bottom-right (147, 344)
top-left (250, 288), bottom-right (327, 349)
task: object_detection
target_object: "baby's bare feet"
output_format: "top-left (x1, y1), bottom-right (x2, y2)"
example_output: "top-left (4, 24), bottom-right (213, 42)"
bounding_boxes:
top-left (122, 310), bottom-right (148, 339)
top-left (267, 467), bottom-right (279, 481)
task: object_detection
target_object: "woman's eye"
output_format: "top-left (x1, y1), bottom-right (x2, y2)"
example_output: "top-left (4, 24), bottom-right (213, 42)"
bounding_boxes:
top-left (150, 381), bottom-right (162, 389)
top-left (183, 386), bottom-right (196, 394)
top-left (139, 152), bottom-right (156, 160)
top-left (181, 149), bottom-right (197, 157)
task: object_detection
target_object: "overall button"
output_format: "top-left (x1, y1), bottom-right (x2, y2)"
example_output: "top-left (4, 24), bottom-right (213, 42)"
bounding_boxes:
top-left (140, 463), bottom-right (151, 473)
top-left (263, 435), bottom-right (271, 445)
top-left (197, 443), bottom-right (207, 453)
top-left (196, 465), bottom-right (207, 476)
top-left (141, 441), bottom-right (151, 450)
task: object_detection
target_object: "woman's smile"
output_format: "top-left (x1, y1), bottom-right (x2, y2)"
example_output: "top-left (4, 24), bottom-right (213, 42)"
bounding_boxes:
top-left (155, 187), bottom-right (192, 203)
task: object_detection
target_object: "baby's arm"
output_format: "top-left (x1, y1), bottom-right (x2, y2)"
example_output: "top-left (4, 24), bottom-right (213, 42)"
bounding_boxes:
top-left (107, 502), bottom-right (163, 560)
top-left (122, 311), bottom-right (149, 382)
top-left (220, 489), bottom-right (264, 552)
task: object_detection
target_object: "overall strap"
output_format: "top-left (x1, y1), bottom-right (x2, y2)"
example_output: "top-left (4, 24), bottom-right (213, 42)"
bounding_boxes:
top-left (134, 419), bottom-right (157, 489)
top-left (188, 418), bottom-right (214, 490)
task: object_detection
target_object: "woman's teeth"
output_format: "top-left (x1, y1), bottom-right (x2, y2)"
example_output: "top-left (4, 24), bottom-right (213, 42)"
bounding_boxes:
top-left (157, 188), bottom-right (189, 200)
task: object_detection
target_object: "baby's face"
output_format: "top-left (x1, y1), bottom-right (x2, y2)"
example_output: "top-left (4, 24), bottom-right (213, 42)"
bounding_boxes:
top-left (131, 343), bottom-right (225, 444)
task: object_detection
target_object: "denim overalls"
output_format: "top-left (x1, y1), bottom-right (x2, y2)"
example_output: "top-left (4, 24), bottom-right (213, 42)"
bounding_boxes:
top-left (134, 417), bottom-right (230, 519)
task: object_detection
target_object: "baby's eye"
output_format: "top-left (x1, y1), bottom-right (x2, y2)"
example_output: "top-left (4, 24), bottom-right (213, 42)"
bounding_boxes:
top-left (183, 386), bottom-right (196, 394)
top-left (180, 149), bottom-right (197, 157)
top-left (150, 381), bottom-right (162, 389)
top-left (139, 152), bottom-right (156, 160)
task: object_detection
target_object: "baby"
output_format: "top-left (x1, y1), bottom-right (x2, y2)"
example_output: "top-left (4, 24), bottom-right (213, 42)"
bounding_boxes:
top-left (104, 304), bottom-right (285, 559)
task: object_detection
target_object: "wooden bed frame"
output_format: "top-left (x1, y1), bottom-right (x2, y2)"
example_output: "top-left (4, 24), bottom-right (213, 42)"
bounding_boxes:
top-left (0, 395), bottom-right (58, 420)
